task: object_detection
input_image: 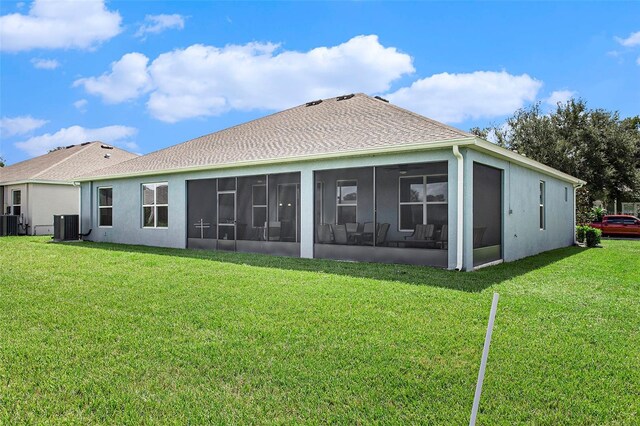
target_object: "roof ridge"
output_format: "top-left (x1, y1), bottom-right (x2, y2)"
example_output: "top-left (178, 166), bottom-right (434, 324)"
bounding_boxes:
top-left (31, 142), bottom-right (96, 179)
top-left (363, 94), bottom-right (474, 138)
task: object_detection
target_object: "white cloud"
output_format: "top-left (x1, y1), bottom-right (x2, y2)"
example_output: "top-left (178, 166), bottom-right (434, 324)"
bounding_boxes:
top-left (0, 0), bottom-right (122, 52)
top-left (0, 115), bottom-right (48, 137)
top-left (73, 52), bottom-right (153, 103)
top-left (386, 71), bottom-right (542, 123)
top-left (545, 90), bottom-right (576, 107)
top-left (135, 14), bottom-right (185, 38)
top-left (15, 125), bottom-right (138, 157)
top-left (30, 58), bottom-right (60, 69)
top-left (75, 35), bottom-right (414, 122)
top-left (616, 31), bottom-right (640, 47)
top-left (73, 99), bottom-right (88, 112)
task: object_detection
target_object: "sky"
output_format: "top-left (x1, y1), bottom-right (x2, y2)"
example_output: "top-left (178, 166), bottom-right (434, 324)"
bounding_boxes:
top-left (0, 0), bottom-right (639, 165)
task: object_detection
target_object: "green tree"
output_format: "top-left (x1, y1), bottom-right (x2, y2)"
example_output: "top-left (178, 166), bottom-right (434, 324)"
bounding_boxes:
top-left (475, 99), bottom-right (640, 206)
top-left (0, 156), bottom-right (4, 167)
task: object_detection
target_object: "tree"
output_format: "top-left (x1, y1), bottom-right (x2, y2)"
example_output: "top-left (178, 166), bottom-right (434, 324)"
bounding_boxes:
top-left (0, 156), bottom-right (5, 167)
top-left (474, 99), bottom-right (640, 207)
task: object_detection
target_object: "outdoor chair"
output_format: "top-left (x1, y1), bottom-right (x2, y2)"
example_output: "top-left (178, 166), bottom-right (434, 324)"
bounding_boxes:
top-left (473, 227), bottom-right (486, 248)
top-left (376, 223), bottom-right (390, 246)
top-left (435, 224), bottom-right (448, 249)
top-left (265, 221), bottom-right (281, 241)
top-left (404, 224), bottom-right (435, 241)
top-left (316, 223), bottom-right (334, 244)
top-left (332, 224), bottom-right (349, 245)
top-left (346, 222), bottom-right (360, 243)
top-left (361, 221), bottom-right (375, 245)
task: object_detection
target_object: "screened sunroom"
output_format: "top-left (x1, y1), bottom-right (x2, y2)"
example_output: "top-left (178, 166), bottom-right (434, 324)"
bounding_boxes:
top-left (186, 172), bottom-right (301, 256)
top-left (314, 161), bottom-right (449, 266)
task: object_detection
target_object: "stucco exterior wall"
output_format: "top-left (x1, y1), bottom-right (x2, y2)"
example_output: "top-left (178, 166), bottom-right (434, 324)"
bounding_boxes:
top-left (80, 147), bottom-right (577, 270)
top-left (29, 184), bottom-right (79, 235)
top-left (463, 149), bottom-right (575, 270)
top-left (81, 149), bottom-right (461, 268)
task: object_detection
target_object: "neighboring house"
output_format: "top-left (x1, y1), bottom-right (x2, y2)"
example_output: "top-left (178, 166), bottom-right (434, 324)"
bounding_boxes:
top-left (76, 94), bottom-right (584, 270)
top-left (0, 142), bottom-right (138, 235)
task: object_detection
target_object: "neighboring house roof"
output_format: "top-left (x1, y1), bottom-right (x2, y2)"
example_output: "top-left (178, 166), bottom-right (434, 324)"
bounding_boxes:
top-left (0, 142), bottom-right (138, 185)
top-left (76, 93), bottom-right (584, 185)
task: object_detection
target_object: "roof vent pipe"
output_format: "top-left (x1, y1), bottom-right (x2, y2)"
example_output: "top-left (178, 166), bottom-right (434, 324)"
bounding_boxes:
top-left (453, 145), bottom-right (464, 271)
top-left (374, 96), bottom-right (389, 103)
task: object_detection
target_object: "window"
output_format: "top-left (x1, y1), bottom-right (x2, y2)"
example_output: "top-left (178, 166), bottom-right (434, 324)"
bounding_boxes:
top-left (98, 187), bottom-right (113, 227)
top-left (11, 190), bottom-right (21, 216)
top-left (336, 180), bottom-right (357, 224)
top-left (539, 181), bottom-right (545, 230)
top-left (399, 175), bottom-right (448, 231)
top-left (252, 184), bottom-right (266, 227)
top-left (142, 182), bottom-right (168, 228)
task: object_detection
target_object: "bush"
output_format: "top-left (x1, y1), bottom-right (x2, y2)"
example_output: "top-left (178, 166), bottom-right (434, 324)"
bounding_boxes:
top-left (576, 225), bottom-right (587, 243)
top-left (590, 206), bottom-right (606, 222)
top-left (585, 227), bottom-right (602, 247)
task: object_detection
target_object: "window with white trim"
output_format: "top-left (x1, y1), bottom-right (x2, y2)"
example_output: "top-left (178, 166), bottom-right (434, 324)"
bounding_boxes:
top-left (336, 180), bottom-right (357, 224)
top-left (399, 175), bottom-right (448, 231)
top-left (252, 184), bottom-right (266, 227)
top-left (11, 190), bottom-right (21, 216)
top-left (142, 182), bottom-right (168, 228)
top-left (98, 187), bottom-right (113, 227)
top-left (539, 181), bottom-right (546, 230)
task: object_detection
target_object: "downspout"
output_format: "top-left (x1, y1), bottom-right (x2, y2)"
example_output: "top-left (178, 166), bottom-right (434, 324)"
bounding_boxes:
top-left (453, 145), bottom-right (464, 271)
top-left (573, 182), bottom-right (585, 244)
top-left (73, 181), bottom-right (81, 235)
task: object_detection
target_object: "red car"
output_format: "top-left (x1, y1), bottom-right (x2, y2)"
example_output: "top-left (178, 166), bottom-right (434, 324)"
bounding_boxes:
top-left (591, 215), bottom-right (640, 237)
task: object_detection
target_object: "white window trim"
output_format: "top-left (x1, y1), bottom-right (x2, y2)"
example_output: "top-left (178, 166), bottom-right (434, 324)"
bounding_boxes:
top-left (398, 174), bottom-right (448, 232)
top-left (11, 189), bottom-right (21, 216)
top-left (97, 186), bottom-right (113, 228)
top-left (539, 180), bottom-right (546, 230)
top-left (251, 184), bottom-right (267, 228)
top-left (142, 182), bottom-right (169, 229)
top-left (336, 179), bottom-right (357, 225)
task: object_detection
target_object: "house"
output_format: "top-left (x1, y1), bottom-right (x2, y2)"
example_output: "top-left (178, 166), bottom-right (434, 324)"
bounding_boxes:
top-left (76, 94), bottom-right (584, 270)
top-left (0, 142), bottom-right (138, 235)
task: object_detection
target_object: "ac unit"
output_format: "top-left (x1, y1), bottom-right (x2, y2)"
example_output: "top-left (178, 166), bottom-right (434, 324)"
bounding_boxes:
top-left (53, 215), bottom-right (80, 241)
top-left (0, 215), bottom-right (19, 236)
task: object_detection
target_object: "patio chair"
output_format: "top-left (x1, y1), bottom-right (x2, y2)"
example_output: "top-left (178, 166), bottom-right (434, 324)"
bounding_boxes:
top-left (361, 221), bottom-right (375, 245)
top-left (346, 222), bottom-right (360, 243)
top-left (316, 223), bottom-right (334, 244)
top-left (435, 224), bottom-right (448, 249)
top-left (332, 224), bottom-right (349, 245)
top-left (404, 224), bottom-right (435, 241)
top-left (265, 221), bottom-right (281, 241)
top-left (473, 227), bottom-right (486, 249)
top-left (376, 223), bottom-right (390, 246)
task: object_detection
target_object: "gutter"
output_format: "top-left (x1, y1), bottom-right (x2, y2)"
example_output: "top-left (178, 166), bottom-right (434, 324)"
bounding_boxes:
top-left (453, 145), bottom-right (464, 271)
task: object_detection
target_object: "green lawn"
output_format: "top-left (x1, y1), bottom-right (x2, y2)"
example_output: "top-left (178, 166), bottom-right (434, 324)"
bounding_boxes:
top-left (0, 237), bottom-right (638, 424)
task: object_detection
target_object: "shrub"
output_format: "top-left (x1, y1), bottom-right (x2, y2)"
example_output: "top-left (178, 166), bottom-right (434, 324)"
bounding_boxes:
top-left (590, 206), bottom-right (606, 222)
top-left (576, 225), bottom-right (587, 243)
top-left (585, 227), bottom-right (602, 247)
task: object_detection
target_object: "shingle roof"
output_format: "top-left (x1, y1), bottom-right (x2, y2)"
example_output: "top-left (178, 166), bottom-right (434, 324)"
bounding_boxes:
top-left (80, 93), bottom-right (474, 180)
top-left (0, 142), bottom-right (138, 185)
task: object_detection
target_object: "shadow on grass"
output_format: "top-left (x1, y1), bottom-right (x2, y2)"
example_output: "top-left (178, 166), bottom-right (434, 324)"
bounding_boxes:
top-left (60, 240), bottom-right (585, 293)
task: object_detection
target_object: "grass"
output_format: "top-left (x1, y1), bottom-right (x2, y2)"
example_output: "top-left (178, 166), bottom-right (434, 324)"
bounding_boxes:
top-left (0, 237), bottom-right (638, 424)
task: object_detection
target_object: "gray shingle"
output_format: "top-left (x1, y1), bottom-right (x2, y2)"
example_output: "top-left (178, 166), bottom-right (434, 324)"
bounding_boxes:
top-left (0, 142), bottom-right (138, 184)
top-left (81, 94), bottom-right (473, 179)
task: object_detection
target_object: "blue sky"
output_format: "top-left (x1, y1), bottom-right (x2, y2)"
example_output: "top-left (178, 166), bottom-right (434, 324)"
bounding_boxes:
top-left (1, 1), bottom-right (638, 165)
